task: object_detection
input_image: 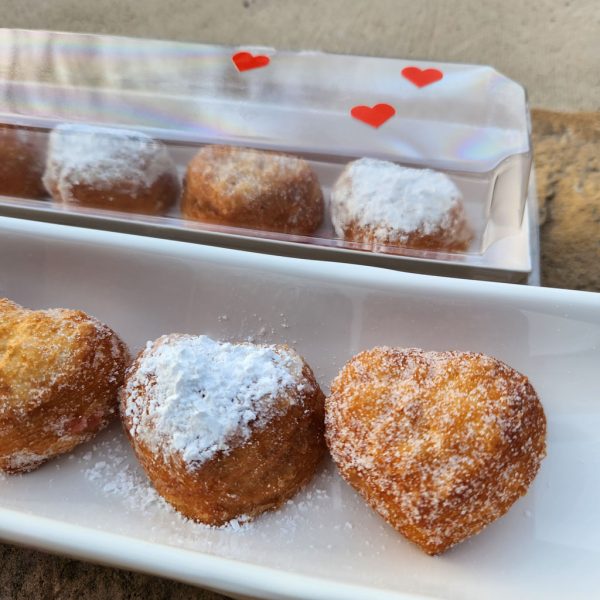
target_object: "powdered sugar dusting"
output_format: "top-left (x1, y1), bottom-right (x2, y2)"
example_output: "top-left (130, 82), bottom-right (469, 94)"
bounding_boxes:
top-left (123, 335), bottom-right (306, 468)
top-left (330, 158), bottom-right (469, 245)
top-left (43, 123), bottom-right (177, 202)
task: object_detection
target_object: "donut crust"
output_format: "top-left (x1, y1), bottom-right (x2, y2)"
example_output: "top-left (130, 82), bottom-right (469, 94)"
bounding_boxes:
top-left (0, 124), bottom-right (46, 200)
top-left (121, 335), bottom-right (326, 525)
top-left (325, 347), bottom-right (546, 554)
top-left (182, 145), bottom-right (324, 235)
top-left (0, 298), bottom-right (130, 474)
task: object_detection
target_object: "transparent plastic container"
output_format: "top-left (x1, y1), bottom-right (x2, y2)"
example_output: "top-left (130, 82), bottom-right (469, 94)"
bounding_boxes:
top-left (0, 28), bottom-right (535, 282)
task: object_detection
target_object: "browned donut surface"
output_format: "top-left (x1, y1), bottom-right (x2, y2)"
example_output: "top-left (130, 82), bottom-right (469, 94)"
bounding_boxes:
top-left (43, 124), bottom-right (180, 215)
top-left (182, 144), bottom-right (324, 234)
top-left (121, 334), bottom-right (326, 525)
top-left (0, 124), bottom-right (47, 199)
top-left (0, 298), bottom-right (130, 474)
top-left (325, 347), bottom-right (546, 554)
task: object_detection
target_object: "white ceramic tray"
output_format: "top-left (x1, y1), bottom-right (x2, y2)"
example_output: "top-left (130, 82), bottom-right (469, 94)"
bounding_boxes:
top-left (0, 216), bottom-right (598, 600)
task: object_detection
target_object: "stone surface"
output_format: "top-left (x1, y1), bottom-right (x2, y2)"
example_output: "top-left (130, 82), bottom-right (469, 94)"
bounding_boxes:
top-left (0, 1), bottom-right (598, 599)
top-left (0, 544), bottom-right (226, 600)
top-left (532, 109), bottom-right (600, 291)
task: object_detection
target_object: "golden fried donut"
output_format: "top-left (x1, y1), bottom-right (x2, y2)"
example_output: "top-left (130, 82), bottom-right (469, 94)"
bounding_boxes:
top-left (121, 334), bottom-right (326, 525)
top-left (0, 298), bottom-right (130, 474)
top-left (43, 123), bottom-right (180, 215)
top-left (325, 347), bottom-right (546, 555)
top-left (331, 158), bottom-right (473, 251)
top-left (0, 124), bottom-right (46, 199)
top-left (181, 144), bottom-right (324, 234)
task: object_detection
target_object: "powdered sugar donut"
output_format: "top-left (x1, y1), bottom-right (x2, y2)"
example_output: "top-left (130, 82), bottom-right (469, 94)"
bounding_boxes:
top-left (43, 123), bottom-right (180, 215)
top-left (325, 347), bottom-right (546, 554)
top-left (331, 158), bottom-right (473, 251)
top-left (182, 144), bottom-right (324, 234)
top-left (121, 334), bottom-right (326, 525)
top-left (0, 298), bottom-right (130, 474)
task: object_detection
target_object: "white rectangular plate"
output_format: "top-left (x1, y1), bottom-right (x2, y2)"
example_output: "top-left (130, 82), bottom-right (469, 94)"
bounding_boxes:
top-left (0, 216), bottom-right (598, 600)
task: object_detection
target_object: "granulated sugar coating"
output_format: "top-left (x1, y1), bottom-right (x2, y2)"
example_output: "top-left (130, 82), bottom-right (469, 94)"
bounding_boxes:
top-left (182, 144), bottom-right (324, 235)
top-left (330, 158), bottom-right (473, 251)
top-left (0, 298), bottom-right (129, 474)
top-left (188, 145), bottom-right (309, 202)
top-left (325, 347), bottom-right (547, 555)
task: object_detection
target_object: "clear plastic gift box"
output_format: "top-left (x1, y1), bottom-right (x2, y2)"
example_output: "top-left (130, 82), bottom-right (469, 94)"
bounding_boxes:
top-left (0, 29), bottom-right (536, 282)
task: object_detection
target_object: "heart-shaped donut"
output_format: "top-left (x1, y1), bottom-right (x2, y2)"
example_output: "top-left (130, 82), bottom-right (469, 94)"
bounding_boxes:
top-left (325, 347), bottom-right (546, 554)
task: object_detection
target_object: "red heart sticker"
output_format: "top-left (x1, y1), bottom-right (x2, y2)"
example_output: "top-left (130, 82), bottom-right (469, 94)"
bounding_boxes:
top-left (350, 103), bottom-right (396, 128)
top-left (401, 66), bottom-right (443, 88)
top-left (232, 51), bottom-right (270, 72)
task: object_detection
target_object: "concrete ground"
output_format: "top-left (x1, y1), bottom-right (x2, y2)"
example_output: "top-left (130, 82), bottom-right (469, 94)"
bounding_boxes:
top-left (0, 1), bottom-right (598, 599)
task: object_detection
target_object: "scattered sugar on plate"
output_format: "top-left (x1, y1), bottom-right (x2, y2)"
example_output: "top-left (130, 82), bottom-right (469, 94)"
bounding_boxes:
top-left (0, 430), bottom-right (394, 570)
top-left (83, 438), bottom-right (252, 533)
top-left (79, 433), bottom-right (343, 545)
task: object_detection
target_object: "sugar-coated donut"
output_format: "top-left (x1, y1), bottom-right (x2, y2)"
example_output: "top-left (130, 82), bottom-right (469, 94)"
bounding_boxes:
top-left (331, 158), bottom-right (473, 251)
top-left (121, 334), bottom-right (326, 525)
top-left (43, 123), bottom-right (180, 215)
top-left (325, 347), bottom-right (546, 554)
top-left (0, 124), bottom-right (46, 199)
top-left (182, 144), bottom-right (324, 234)
top-left (0, 298), bottom-right (130, 474)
